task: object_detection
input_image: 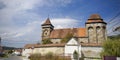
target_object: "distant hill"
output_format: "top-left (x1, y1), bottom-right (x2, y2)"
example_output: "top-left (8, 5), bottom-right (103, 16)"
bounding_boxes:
top-left (108, 34), bottom-right (120, 40)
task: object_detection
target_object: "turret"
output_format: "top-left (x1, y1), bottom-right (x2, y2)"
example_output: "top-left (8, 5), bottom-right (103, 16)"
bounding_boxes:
top-left (41, 18), bottom-right (54, 40)
top-left (86, 14), bottom-right (107, 43)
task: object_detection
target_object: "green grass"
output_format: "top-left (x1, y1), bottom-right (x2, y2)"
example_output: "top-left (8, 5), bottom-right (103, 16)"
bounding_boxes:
top-left (29, 53), bottom-right (71, 60)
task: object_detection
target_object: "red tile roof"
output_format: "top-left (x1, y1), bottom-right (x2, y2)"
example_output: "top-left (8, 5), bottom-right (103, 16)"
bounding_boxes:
top-left (77, 28), bottom-right (86, 37)
top-left (89, 14), bottom-right (102, 19)
top-left (81, 43), bottom-right (102, 47)
top-left (86, 20), bottom-right (104, 23)
top-left (24, 43), bottom-right (102, 49)
top-left (49, 28), bottom-right (87, 39)
top-left (86, 14), bottom-right (106, 24)
top-left (24, 44), bottom-right (65, 49)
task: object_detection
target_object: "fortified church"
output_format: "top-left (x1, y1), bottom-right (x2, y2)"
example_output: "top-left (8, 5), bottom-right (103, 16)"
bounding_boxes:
top-left (22, 14), bottom-right (107, 60)
top-left (41, 14), bottom-right (107, 44)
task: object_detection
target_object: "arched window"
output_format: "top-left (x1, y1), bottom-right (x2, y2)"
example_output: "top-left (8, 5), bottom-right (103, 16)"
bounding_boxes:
top-left (96, 26), bottom-right (100, 29)
top-left (103, 26), bottom-right (106, 31)
top-left (96, 26), bottom-right (101, 33)
top-left (88, 26), bottom-right (93, 43)
top-left (88, 27), bottom-right (93, 32)
top-left (96, 26), bottom-right (101, 43)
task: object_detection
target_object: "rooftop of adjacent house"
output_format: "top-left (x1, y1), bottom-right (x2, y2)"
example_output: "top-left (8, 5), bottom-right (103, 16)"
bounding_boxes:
top-left (49, 28), bottom-right (87, 39)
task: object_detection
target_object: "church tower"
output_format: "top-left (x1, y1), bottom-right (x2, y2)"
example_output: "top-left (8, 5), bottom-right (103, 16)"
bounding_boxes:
top-left (85, 14), bottom-right (107, 43)
top-left (41, 18), bottom-right (54, 40)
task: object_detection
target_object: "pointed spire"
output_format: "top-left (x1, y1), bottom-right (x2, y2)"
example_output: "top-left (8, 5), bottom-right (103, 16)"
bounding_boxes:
top-left (42, 18), bottom-right (52, 25)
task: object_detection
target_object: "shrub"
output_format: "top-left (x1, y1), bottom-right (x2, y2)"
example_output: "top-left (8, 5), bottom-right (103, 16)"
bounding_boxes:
top-left (45, 52), bottom-right (53, 59)
top-left (101, 38), bottom-right (120, 57)
top-left (42, 38), bottom-right (52, 44)
top-left (61, 33), bottom-right (73, 43)
top-left (30, 53), bottom-right (71, 60)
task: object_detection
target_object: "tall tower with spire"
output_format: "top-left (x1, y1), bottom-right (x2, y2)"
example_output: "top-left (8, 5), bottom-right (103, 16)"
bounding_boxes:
top-left (41, 18), bottom-right (54, 40)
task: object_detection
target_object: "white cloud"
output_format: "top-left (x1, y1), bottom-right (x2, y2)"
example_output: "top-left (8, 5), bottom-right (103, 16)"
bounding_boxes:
top-left (0, 0), bottom-right (73, 47)
top-left (51, 18), bottom-right (81, 29)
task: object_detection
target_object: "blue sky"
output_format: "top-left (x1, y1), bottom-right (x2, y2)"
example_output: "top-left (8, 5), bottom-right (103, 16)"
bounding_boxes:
top-left (0, 0), bottom-right (120, 48)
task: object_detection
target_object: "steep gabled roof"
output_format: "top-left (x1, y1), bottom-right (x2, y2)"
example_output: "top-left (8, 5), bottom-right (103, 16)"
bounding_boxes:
top-left (42, 18), bottom-right (52, 26)
top-left (66, 38), bottom-right (78, 45)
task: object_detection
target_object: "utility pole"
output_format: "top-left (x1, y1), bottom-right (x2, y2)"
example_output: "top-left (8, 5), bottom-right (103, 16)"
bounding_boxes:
top-left (0, 37), bottom-right (1, 45)
top-left (0, 37), bottom-right (2, 53)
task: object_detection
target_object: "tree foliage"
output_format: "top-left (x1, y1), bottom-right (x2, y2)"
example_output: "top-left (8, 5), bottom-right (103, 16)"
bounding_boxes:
top-left (42, 39), bottom-right (52, 44)
top-left (61, 33), bottom-right (73, 43)
top-left (101, 35), bottom-right (120, 57)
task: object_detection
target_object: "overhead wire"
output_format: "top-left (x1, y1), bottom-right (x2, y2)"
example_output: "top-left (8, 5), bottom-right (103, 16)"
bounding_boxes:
top-left (106, 11), bottom-right (120, 35)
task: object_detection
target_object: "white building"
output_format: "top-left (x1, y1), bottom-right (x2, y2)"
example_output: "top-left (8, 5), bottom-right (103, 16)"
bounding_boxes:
top-left (65, 38), bottom-right (81, 59)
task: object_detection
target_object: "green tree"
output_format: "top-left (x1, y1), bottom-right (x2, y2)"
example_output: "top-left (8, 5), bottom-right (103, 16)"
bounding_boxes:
top-left (61, 33), bottom-right (73, 43)
top-left (42, 39), bottom-right (52, 44)
top-left (101, 36), bottom-right (120, 57)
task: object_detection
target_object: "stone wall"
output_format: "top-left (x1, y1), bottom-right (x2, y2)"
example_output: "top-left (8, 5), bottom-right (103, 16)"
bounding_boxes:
top-left (78, 37), bottom-right (88, 43)
top-left (33, 46), bottom-right (64, 55)
top-left (81, 46), bottom-right (102, 60)
top-left (86, 23), bottom-right (106, 43)
top-left (22, 49), bottom-right (33, 56)
top-left (51, 39), bottom-right (61, 44)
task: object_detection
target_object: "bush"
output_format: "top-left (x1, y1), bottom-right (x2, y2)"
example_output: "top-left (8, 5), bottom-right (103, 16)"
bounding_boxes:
top-left (30, 54), bottom-right (41, 60)
top-left (42, 39), bottom-right (52, 44)
top-left (101, 38), bottom-right (120, 57)
top-left (46, 52), bottom-right (53, 59)
top-left (61, 33), bottom-right (73, 43)
top-left (0, 53), bottom-right (8, 57)
top-left (30, 53), bottom-right (71, 60)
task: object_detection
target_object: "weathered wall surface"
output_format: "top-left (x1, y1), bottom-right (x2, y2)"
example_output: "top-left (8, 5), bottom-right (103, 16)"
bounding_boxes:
top-left (78, 37), bottom-right (88, 43)
top-left (86, 23), bottom-right (107, 44)
top-left (22, 49), bottom-right (33, 56)
top-left (33, 47), bottom-right (64, 55)
top-left (51, 39), bottom-right (61, 44)
top-left (81, 46), bottom-right (102, 59)
top-left (22, 46), bottom-right (102, 60)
